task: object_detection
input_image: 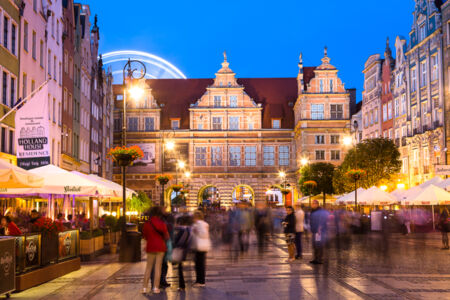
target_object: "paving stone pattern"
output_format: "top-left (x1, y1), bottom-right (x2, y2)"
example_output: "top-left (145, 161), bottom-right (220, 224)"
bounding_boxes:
top-left (12, 232), bottom-right (450, 300)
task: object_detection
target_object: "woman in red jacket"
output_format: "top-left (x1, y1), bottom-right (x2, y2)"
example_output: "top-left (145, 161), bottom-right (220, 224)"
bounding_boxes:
top-left (1, 216), bottom-right (22, 236)
top-left (141, 206), bottom-right (169, 295)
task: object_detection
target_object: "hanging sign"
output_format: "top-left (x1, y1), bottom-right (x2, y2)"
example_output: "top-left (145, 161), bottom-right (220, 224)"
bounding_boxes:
top-left (15, 84), bottom-right (50, 170)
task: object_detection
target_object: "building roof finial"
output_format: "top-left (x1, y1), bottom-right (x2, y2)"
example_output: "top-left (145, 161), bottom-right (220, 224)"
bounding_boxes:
top-left (223, 51), bottom-right (227, 62)
top-left (299, 52), bottom-right (303, 64)
top-left (324, 46), bottom-right (328, 57)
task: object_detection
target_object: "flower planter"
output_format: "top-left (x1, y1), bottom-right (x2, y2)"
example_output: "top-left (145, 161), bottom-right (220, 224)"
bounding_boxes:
top-left (110, 244), bottom-right (117, 254)
top-left (41, 233), bottom-right (58, 265)
top-left (114, 153), bottom-right (134, 167)
top-left (93, 235), bottom-right (104, 252)
top-left (80, 238), bottom-right (94, 255)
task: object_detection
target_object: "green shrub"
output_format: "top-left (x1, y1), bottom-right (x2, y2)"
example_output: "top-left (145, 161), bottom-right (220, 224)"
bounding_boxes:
top-left (92, 228), bottom-right (104, 237)
top-left (104, 216), bottom-right (117, 228)
top-left (80, 231), bottom-right (92, 240)
top-left (113, 216), bottom-right (126, 232)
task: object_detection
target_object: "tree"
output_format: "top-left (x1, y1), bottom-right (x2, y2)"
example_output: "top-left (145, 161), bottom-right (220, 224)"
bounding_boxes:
top-left (299, 162), bottom-right (335, 206)
top-left (333, 138), bottom-right (401, 193)
top-left (128, 192), bottom-right (153, 214)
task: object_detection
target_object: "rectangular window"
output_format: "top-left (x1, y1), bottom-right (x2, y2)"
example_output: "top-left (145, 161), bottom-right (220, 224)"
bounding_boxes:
top-left (39, 40), bottom-right (43, 67)
top-left (383, 104), bottom-right (387, 122)
top-left (48, 50), bottom-right (51, 76)
top-left (394, 98), bottom-right (399, 117)
top-left (331, 150), bottom-right (340, 160)
top-left (388, 101), bottom-right (392, 119)
top-left (9, 130), bottom-right (14, 154)
top-left (419, 23), bottom-right (426, 41)
top-left (53, 56), bottom-right (56, 80)
top-left (315, 150), bottom-right (325, 160)
top-left (330, 135), bottom-right (339, 144)
top-left (11, 23), bottom-right (16, 55)
top-left (2, 72), bottom-right (7, 105)
top-left (272, 119), bottom-right (280, 129)
top-left (329, 79), bottom-right (333, 92)
top-left (197, 123), bottom-right (203, 130)
top-left (311, 104), bottom-right (324, 120)
top-left (279, 146), bottom-right (289, 166)
top-left (33, 0), bottom-right (37, 11)
top-left (57, 20), bottom-right (60, 44)
top-left (52, 98), bottom-right (55, 122)
top-left (23, 21), bottom-right (28, 51)
top-left (319, 79), bottom-right (323, 93)
top-left (3, 17), bottom-right (8, 49)
top-left (58, 103), bottom-right (61, 125)
top-left (1, 128), bottom-right (6, 153)
top-left (420, 60), bottom-right (427, 87)
top-left (171, 119), bottom-right (179, 129)
top-left (230, 95), bottom-right (237, 107)
top-left (211, 146), bottom-right (222, 166)
top-left (22, 73), bottom-right (27, 99)
top-left (31, 80), bottom-right (35, 94)
top-left (229, 116), bottom-right (239, 130)
top-left (402, 157), bottom-right (408, 174)
top-left (401, 94), bottom-right (406, 114)
top-left (263, 146), bottom-right (274, 166)
top-left (195, 147), bottom-right (207, 166)
top-left (31, 31), bottom-right (36, 59)
top-left (330, 104), bottom-right (343, 119)
top-left (411, 67), bottom-right (417, 92)
top-left (229, 146), bottom-right (241, 166)
top-left (128, 117), bottom-right (138, 131)
top-left (214, 96), bottom-right (221, 107)
top-left (315, 135), bottom-right (325, 144)
top-left (114, 118), bottom-right (122, 132)
top-left (431, 54), bottom-right (438, 81)
top-left (212, 117), bottom-right (222, 130)
top-left (10, 77), bottom-right (15, 106)
top-left (144, 117), bottom-right (154, 131)
top-left (245, 146), bottom-right (256, 166)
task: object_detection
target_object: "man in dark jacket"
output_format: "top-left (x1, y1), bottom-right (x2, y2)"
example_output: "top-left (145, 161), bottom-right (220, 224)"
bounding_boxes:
top-left (309, 200), bottom-right (329, 264)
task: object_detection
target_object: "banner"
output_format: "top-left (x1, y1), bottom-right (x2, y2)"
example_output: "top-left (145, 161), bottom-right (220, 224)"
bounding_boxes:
top-left (15, 84), bottom-right (50, 170)
top-left (164, 143), bottom-right (188, 172)
top-left (128, 143), bottom-right (156, 173)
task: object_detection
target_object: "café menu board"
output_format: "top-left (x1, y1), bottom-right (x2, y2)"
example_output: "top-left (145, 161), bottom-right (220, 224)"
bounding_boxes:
top-left (58, 230), bottom-right (78, 261)
top-left (163, 143), bottom-right (189, 172)
top-left (0, 237), bottom-right (15, 294)
top-left (24, 234), bottom-right (40, 269)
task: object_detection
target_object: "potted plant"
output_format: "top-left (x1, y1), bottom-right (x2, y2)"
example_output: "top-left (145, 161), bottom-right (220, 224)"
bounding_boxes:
top-left (156, 174), bottom-right (171, 186)
top-left (92, 229), bottom-right (104, 253)
top-left (80, 231), bottom-right (93, 256)
top-left (171, 184), bottom-right (183, 192)
top-left (107, 145), bottom-right (144, 166)
top-left (33, 217), bottom-right (64, 265)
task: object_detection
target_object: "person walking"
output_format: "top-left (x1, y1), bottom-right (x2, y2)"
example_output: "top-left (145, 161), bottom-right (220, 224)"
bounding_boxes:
top-left (438, 206), bottom-right (449, 250)
top-left (192, 210), bottom-right (211, 287)
top-left (283, 206), bottom-right (296, 262)
top-left (294, 204), bottom-right (305, 259)
top-left (309, 200), bottom-right (329, 264)
top-left (173, 215), bottom-right (193, 290)
top-left (142, 206), bottom-right (169, 295)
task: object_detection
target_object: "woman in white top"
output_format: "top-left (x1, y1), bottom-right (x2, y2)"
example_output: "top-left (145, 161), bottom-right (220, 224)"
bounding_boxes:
top-left (192, 210), bottom-right (211, 287)
top-left (295, 204), bottom-right (305, 259)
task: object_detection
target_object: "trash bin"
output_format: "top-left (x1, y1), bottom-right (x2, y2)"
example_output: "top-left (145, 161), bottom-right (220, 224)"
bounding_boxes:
top-left (119, 231), bottom-right (141, 262)
top-left (0, 237), bottom-right (16, 297)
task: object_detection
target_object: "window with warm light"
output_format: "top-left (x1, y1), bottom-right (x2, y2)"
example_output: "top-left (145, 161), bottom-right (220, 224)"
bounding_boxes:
top-left (245, 146), bottom-right (256, 166)
top-left (279, 146), bottom-right (289, 166)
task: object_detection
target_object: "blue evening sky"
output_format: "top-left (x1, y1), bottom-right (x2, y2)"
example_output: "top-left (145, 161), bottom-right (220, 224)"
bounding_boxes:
top-left (84, 0), bottom-right (415, 101)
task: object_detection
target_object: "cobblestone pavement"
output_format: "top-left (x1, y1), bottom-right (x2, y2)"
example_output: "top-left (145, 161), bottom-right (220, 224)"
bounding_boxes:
top-left (13, 232), bottom-right (450, 300)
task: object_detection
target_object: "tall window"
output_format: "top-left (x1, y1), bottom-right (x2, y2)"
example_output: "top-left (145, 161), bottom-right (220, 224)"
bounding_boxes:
top-left (329, 79), bottom-right (333, 92)
top-left (394, 98), bottom-right (399, 117)
top-left (311, 104), bottom-right (324, 119)
top-left (52, 98), bottom-right (55, 122)
top-left (2, 72), bottom-right (7, 105)
top-left (171, 119), bottom-right (179, 129)
top-left (330, 135), bottom-right (339, 144)
top-left (9, 130), bottom-right (14, 154)
top-left (195, 147), bottom-right (207, 166)
top-left (319, 79), bottom-right (324, 93)
top-left (114, 118), bottom-right (121, 132)
top-left (229, 116), bottom-right (239, 130)
top-left (211, 146), bottom-right (222, 166)
top-left (263, 146), bottom-right (274, 166)
top-left (144, 117), bottom-right (154, 131)
top-left (11, 23), bottom-right (16, 55)
top-left (33, 0), bottom-right (37, 11)
top-left (10, 77), bottom-right (15, 106)
top-left (23, 21), bottom-right (28, 51)
top-left (1, 128), bottom-right (6, 153)
top-left (382, 104), bottom-right (387, 121)
top-left (39, 40), bottom-right (43, 67)
top-left (315, 135), bottom-right (325, 144)
top-left (31, 31), bottom-right (36, 59)
top-left (3, 17), bottom-right (8, 49)
top-left (229, 146), bottom-right (241, 166)
top-left (330, 104), bottom-right (343, 119)
top-left (279, 146), bottom-right (289, 166)
top-left (128, 117), bottom-right (138, 131)
top-left (22, 74), bottom-right (27, 98)
top-left (401, 94), bottom-right (406, 115)
top-left (315, 150), bottom-right (325, 160)
top-left (230, 95), bottom-right (237, 107)
top-left (272, 119), bottom-right (280, 129)
top-left (419, 23), bottom-right (426, 41)
top-left (245, 146), bottom-right (256, 166)
top-left (212, 117), bottom-right (222, 130)
top-left (214, 96), bottom-right (221, 107)
top-left (331, 150), bottom-right (340, 160)
top-left (48, 50), bottom-right (51, 76)
top-left (420, 60), bottom-right (427, 87)
top-left (431, 54), bottom-right (438, 81)
top-left (411, 67), bottom-right (417, 92)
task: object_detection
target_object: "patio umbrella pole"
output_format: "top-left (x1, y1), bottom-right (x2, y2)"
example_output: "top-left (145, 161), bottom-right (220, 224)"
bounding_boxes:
top-left (432, 205), bottom-right (435, 230)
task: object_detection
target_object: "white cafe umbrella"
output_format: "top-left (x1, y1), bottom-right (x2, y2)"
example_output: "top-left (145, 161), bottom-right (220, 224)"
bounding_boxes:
top-left (336, 188), bottom-right (365, 205)
top-left (436, 178), bottom-right (450, 191)
top-left (391, 185), bottom-right (422, 203)
top-left (0, 159), bottom-right (44, 188)
top-left (418, 176), bottom-right (443, 189)
top-left (357, 186), bottom-right (397, 205)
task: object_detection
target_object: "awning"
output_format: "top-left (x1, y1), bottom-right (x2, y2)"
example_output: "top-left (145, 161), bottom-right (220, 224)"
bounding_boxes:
top-left (0, 159), bottom-right (44, 189)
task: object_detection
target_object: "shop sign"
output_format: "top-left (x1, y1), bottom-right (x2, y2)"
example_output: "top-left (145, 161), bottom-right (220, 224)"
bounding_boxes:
top-left (58, 230), bottom-right (78, 260)
top-left (435, 165), bottom-right (450, 175)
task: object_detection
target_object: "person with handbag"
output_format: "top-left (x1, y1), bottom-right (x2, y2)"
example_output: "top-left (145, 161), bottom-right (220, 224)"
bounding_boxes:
top-left (141, 206), bottom-right (169, 295)
top-left (192, 210), bottom-right (211, 287)
top-left (309, 200), bottom-right (329, 265)
top-left (172, 215), bottom-right (193, 290)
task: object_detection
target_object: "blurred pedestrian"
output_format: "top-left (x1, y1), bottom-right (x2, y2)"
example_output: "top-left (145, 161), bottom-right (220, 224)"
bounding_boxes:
top-left (1, 216), bottom-right (22, 236)
top-left (438, 206), bottom-right (449, 250)
top-left (283, 206), bottom-right (296, 262)
top-left (294, 204), bottom-right (305, 259)
top-left (192, 210), bottom-right (211, 287)
top-left (142, 206), bottom-right (169, 295)
top-left (255, 203), bottom-right (270, 254)
top-left (172, 215), bottom-right (193, 291)
top-left (309, 200), bottom-right (329, 264)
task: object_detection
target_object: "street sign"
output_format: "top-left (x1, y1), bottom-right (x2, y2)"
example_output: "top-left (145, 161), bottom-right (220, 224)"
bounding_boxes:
top-left (435, 165), bottom-right (450, 175)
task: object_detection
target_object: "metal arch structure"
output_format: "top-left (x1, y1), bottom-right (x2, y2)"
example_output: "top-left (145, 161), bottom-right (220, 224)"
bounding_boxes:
top-left (101, 50), bottom-right (187, 83)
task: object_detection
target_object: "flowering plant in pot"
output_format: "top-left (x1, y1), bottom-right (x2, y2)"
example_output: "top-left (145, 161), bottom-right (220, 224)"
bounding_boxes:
top-left (346, 169), bottom-right (366, 181)
top-left (107, 145), bottom-right (144, 166)
top-left (171, 184), bottom-right (183, 192)
top-left (156, 174), bottom-right (171, 186)
top-left (33, 217), bottom-right (64, 235)
top-left (33, 217), bottom-right (64, 265)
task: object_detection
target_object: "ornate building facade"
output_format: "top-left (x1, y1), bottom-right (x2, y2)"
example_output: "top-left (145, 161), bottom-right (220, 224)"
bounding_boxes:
top-left (113, 50), bottom-right (354, 208)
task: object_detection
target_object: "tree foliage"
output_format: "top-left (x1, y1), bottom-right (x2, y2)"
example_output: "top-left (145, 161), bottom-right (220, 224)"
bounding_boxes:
top-left (299, 162), bottom-right (335, 198)
top-left (333, 138), bottom-right (401, 193)
top-left (128, 191), bottom-right (153, 213)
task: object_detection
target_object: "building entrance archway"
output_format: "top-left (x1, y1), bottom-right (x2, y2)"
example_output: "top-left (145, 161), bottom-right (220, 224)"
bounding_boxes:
top-left (197, 185), bottom-right (220, 208)
top-left (231, 184), bottom-right (255, 205)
